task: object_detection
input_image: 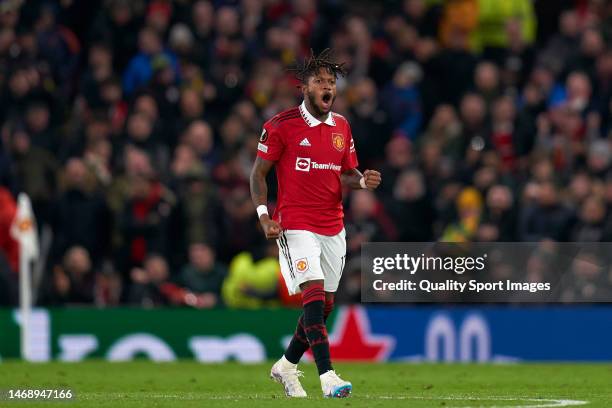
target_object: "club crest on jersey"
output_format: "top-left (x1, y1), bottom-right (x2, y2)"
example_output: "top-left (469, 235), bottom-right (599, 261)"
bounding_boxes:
top-left (332, 133), bottom-right (344, 151)
top-left (295, 258), bottom-right (309, 273)
top-left (259, 129), bottom-right (268, 143)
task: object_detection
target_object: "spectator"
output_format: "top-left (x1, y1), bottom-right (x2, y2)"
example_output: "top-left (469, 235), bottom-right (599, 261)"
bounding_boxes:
top-left (176, 88), bottom-right (206, 134)
top-left (217, 186), bottom-right (265, 262)
top-left (170, 144), bottom-right (220, 246)
top-left (33, 3), bottom-right (80, 97)
top-left (25, 100), bottom-right (57, 155)
top-left (489, 95), bottom-right (517, 172)
top-left (540, 10), bottom-right (581, 74)
top-left (345, 190), bottom-right (398, 255)
top-left (567, 172), bottom-right (593, 209)
top-left (421, 104), bottom-right (463, 161)
top-left (190, 0), bottom-right (214, 69)
top-left (90, 0), bottom-right (142, 71)
top-left (349, 78), bottom-right (391, 167)
top-left (473, 61), bottom-right (502, 106)
top-left (43, 246), bottom-right (97, 305)
top-left (221, 243), bottom-right (280, 309)
top-left (439, 0), bottom-right (478, 50)
top-left (566, 28), bottom-right (606, 81)
top-left (519, 181), bottom-right (575, 241)
top-left (80, 42), bottom-right (115, 110)
top-left (381, 62), bottom-right (422, 140)
top-left (476, 0), bottom-right (536, 59)
top-left (107, 145), bottom-right (155, 216)
top-left (123, 111), bottom-right (168, 171)
top-left (500, 18), bottom-right (535, 88)
top-left (177, 243), bottom-right (227, 308)
top-left (122, 26), bottom-right (178, 95)
top-left (117, 174), bottom-right (180, 273)
top-left (514, 83), bottom-right (545, 161)
top-left (182, 120), bottom-right (218, 172)
top-left (145, 0), bottom-right (172, 36)
top-left (441, 186), bottom-right (483, 242)
top-left (127, 253), bottom-right (172, 307)
top-left (378, 137), bottom-right (414, 197)
top-left (385, 169), bottom-right (435, 241)
top-left (436, 17), bottom-right (478, 105)
top-left (569, 196), bottom-right (611, 242)
top-left (9, 127), bottom-right (59, 223)
top-left (50, 158), bottom-right (111, 264)
top-left (561, 252), bottom-right (612, 301)
top-left (479, 184), bottom-right (517, 241)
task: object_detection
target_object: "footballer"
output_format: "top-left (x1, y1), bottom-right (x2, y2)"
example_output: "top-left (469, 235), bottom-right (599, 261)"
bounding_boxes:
top-left (249, 49), bottom-right (382, 398)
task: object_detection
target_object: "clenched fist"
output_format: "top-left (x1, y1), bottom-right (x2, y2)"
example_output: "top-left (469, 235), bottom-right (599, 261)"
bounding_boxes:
top-left (363, 169), bottom-right (382, 190)
top-left (260, 216), bottom-right (282, 239)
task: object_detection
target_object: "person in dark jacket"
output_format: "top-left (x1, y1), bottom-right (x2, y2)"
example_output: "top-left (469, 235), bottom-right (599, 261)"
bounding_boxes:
top-left (177, 243), bottom-right (227, 308)
top-left (519, 181), bottom-right (575, 241)
top-left (50, 158), bottom-right (111, 265)
top-left (42, 246), bottom-right (97, 306)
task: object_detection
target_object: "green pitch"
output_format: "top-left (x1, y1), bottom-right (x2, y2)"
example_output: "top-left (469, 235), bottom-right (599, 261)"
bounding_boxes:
top-left (0, 361), bottom-right (611, 407)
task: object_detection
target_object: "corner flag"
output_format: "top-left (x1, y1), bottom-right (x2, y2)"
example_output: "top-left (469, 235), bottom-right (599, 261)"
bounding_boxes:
top-left (10, 193), bottom-right (39, 262)
top-left (10, 193), bottom-right (39, 360)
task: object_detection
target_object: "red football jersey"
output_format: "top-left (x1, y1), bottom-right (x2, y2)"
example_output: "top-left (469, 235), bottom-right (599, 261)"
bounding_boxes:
top-left (257, 102), bottom-right (359, 236)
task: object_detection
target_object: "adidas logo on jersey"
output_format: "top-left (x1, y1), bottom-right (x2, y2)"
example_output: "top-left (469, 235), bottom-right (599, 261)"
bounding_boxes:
top-left (299, 138), bottom-right (311, 147)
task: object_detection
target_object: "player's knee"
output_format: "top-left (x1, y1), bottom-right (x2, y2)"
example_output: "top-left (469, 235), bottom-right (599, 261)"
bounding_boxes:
top-left (301, 280), bottom-right (325, 307)
top-left (301, 281), bottom-right (325, 327)
top-left (300, 279), bottom-right (324, 292)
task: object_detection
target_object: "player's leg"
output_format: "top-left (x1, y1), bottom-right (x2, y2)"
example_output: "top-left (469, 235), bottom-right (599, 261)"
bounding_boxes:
top-left (324, 291), bottom-right (335, 319)
top-left (277, 230), bottom-right (329, 367)
top-left (270, 230), bottom-right (323, 397)
top-left (317, 228), bottom-right (352, 398)
top-left (283, 291), bottom-right (335, 364)
top-left (298, 278), bottom-right (333, 376)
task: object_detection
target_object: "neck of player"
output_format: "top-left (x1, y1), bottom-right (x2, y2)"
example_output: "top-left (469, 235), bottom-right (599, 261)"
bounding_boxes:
top-left (304, 98), bottom-right (329, 123)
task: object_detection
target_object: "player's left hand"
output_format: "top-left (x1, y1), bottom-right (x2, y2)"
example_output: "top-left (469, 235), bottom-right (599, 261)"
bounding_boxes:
top-left (363, 169), bottom-right (381, 190)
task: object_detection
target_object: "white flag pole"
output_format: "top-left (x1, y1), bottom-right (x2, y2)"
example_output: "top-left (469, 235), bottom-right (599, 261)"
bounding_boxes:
top-left (19, 244), bottom-right (32, 360)
top-left (11, 193), bottom-right (39, 361)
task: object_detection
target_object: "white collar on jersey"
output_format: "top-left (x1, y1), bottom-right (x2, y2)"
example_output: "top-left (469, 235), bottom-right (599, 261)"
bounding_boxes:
top-left (299, 101), bottom-right (336, 127)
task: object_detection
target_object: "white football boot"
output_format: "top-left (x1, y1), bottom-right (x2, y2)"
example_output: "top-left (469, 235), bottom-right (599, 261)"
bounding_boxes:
top-left (270, 356), bottom-right (307, 398)
top-left (320, 370), bottom-right (352, 398)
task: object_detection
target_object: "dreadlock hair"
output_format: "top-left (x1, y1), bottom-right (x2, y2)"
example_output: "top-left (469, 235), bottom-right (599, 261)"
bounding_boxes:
top-left (289, 48), bottom-right (348, 84)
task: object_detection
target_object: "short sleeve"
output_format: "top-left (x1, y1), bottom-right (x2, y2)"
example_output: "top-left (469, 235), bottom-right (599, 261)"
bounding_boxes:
top-left (256, 123), bottom-right (284, 162)
top-left (341, 123), bottom-right (359, 172)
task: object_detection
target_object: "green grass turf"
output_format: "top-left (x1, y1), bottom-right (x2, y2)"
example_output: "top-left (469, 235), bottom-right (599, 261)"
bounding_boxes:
top-left (0, 361), bottom-right (611, 407)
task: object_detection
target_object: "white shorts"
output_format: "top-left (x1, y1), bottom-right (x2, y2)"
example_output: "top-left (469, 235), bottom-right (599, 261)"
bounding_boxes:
top-left (276, 229), bottom-right (347, 295)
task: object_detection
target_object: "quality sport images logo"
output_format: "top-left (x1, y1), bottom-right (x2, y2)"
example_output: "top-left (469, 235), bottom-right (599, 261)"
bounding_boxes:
top-left (295, 157), bottom-right (341, 172)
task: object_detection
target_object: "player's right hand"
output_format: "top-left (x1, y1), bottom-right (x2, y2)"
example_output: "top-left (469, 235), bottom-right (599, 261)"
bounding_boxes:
top-left (260, 216), bottom-right (282, 239)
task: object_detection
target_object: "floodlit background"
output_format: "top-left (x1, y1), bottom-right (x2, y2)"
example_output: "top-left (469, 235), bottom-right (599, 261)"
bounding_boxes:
top-left (0, 0), bottom-right (611, 363)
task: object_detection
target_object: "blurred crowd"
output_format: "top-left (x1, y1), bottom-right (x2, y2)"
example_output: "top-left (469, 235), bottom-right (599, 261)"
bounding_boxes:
top-left (0, 0), bottom-right (610, 307)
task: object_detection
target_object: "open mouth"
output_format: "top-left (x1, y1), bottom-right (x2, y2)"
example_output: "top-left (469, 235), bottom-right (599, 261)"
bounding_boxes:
top-left (321, 93), bottom-right (332, 109)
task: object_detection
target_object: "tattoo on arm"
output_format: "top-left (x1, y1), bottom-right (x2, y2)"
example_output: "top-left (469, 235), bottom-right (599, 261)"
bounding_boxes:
top-left (250, 156), bottom-right (275, 207)
top-left (341, 168), bottom-right (363, 190)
